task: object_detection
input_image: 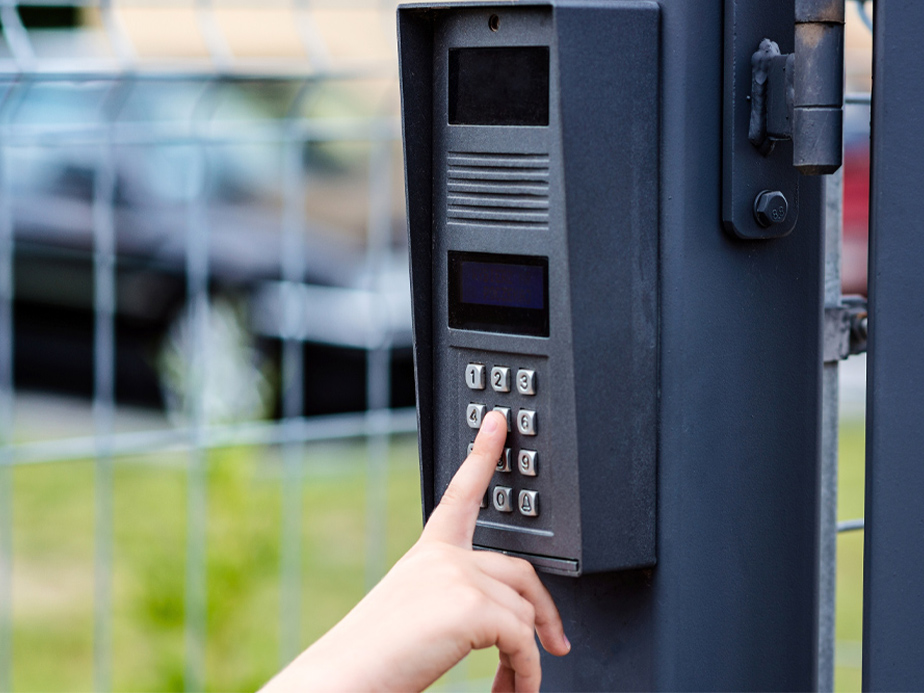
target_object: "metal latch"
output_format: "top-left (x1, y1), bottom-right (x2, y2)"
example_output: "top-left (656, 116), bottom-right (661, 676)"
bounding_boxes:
top-left (824, 296), bottom-right (868, 363)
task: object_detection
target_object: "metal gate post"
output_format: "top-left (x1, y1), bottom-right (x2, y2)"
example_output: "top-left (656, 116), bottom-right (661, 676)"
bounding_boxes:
top-left (540, 0), bottom-right (825, 688)
top-left (862, 1), bottom-right (924, 689)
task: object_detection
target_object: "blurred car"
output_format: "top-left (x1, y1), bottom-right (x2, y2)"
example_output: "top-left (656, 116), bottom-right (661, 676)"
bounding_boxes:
top-left (842, 102), bottom-right (870, 296)
top-left (10, 79), bottom-right (415, 421)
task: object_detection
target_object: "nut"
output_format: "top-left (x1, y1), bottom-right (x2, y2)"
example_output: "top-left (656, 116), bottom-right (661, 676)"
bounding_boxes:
top-left (753, 190), bottom-right (789, 228)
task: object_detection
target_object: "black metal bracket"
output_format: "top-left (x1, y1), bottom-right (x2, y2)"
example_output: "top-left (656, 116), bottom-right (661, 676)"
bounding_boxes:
top-left (823, 295), bottom-right (868, 363)
top-left (723, 0), bottom-right (845, 240)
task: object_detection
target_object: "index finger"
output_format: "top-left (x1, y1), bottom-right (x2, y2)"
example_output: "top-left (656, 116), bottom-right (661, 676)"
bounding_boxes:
top-left (422, 410), bottom-right (507, 546)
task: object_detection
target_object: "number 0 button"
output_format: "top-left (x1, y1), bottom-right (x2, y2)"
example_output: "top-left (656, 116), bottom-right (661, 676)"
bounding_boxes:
top-left (493, 486), bottom-right (513, 512)
top-left (466, 403), bottom-right (486, 429)
top-left (517, 409), bottom-right (537, 436)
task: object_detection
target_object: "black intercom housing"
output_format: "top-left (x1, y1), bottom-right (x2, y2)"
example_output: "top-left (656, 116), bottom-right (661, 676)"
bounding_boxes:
top-left (399, 0), bottom-right (659, 576)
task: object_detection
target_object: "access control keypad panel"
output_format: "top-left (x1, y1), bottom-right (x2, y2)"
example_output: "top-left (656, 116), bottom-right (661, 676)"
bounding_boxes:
top-left (458, 350), bottom-right (550, 530)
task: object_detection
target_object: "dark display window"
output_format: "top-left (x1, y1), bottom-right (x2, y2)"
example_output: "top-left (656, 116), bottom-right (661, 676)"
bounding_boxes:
top-left (448, 46), bottom-right (550, 126)
top-left (448, 251), bottom-right (549, 336)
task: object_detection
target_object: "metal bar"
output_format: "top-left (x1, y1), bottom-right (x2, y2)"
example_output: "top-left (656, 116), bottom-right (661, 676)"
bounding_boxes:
top-left (183, 82), bottom-right (218, 693)
top-left (817, 168), bottom-right (844, 693)
top-left (838, 518), bottom-right (864, 533)
top-left (278, 82), bottom-right (311, 667)
top-left (4, 408), bottom-right (418, 467)
top-left (0, 91), bottom-right (16, 693)
top-left (862, 1), bottom-right (924, 689)
top-left (362, 139), bottom-right (393, 591)
top-left (91, 82), bottom-right (123, 693)
top-left (0, 116), bottom-right (400, 147)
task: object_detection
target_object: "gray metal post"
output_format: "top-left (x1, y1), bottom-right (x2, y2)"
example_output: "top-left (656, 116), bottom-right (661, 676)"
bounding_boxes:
top-left (862, 1), bottom-right (924, 689)
top-left (818, 169), bottom-right (843, 693)
top-left (540, 0), bottom-right (825, 688)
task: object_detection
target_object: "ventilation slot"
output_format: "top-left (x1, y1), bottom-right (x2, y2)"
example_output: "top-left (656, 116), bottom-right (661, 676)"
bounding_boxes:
top-left (447, 152), bottom-right (550, 230)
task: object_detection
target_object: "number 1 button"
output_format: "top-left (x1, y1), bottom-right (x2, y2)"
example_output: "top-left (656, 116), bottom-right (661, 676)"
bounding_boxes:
top-left (465, 364), bottom-right (485, 390)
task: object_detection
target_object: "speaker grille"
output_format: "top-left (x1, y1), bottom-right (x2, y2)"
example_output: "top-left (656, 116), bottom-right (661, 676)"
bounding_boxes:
top-left (447, 152), bottom-right (550, 230)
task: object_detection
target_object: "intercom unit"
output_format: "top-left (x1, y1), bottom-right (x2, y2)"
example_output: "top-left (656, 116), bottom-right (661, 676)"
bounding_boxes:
top-left (399, 1), bottom-right (659, 575)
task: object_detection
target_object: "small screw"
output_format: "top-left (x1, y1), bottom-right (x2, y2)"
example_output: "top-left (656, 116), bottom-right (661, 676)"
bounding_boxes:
top-left (753, 190), bottom-right (789, 228)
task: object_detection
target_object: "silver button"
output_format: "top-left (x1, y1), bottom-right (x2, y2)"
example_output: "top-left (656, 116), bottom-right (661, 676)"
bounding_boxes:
top-left (496, 448), bottom-right (512, 473)
top-left (493, 486), bottom-right (513, 512)
top-left (480, 491), bottom-right (488, 509)
top-left (518, 449), bottom-right (538, 476)
top-left (493, 406), bottom-right (511, 431)
top-left (517, 409), bottom-right (537, 436)
top-left (465, 363), bottom-right (486, 390)
top-left (516, 369), bottom-right (537, 396)
top-left (466, 403), bottom-right (486, 429)
top-left (490, 366), bottom-right (511, 393)
top-left (467, 443), bottom-right (474, 456)
top-left (518, 490), bottom-right (540, 517)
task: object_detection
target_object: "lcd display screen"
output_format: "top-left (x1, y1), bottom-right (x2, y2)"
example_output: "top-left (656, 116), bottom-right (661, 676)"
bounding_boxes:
top-left (449, 251), bottom-right (549, 336)
top-left (448, 47), bottom-right (550, 126)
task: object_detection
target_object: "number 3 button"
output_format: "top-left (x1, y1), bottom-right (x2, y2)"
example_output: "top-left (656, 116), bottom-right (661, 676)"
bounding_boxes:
top-left (517, 409), bottom-right (537, 436)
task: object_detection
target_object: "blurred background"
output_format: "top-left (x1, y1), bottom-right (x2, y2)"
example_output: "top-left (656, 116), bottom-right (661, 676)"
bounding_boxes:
top-left (0, 1), bottom-right (873, 691)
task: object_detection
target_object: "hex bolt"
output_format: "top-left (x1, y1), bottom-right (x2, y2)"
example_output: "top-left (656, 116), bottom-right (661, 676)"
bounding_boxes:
top-left (753, 190), bottom-right (789, 228)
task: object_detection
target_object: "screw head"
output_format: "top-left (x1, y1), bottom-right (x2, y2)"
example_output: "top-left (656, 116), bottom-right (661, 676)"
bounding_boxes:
top-left (753, 190), bottom-right (789, 228)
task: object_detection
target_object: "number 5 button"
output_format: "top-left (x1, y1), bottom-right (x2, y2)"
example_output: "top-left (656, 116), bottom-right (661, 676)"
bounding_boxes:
top-left (517, 409), bottom-right (537, 436)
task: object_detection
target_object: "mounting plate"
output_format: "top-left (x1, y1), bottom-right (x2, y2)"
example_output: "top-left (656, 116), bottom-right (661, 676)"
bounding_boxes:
top-left (723, 0), bottom-right (800, 240)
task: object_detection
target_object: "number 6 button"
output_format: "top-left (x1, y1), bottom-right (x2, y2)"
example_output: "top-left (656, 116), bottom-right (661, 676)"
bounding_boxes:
top-left (517, 409), bottom-right (537, 436)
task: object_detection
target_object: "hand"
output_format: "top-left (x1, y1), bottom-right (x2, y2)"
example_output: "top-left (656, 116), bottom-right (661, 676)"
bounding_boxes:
top-left (263, 411), bottom-right (570, 692)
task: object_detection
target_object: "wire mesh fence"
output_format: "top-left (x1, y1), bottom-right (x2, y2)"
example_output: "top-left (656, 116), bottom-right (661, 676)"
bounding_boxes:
top-left (0, 0), bottom-right (875, 691)
top-left (0, 1), bottom-right (427, 689)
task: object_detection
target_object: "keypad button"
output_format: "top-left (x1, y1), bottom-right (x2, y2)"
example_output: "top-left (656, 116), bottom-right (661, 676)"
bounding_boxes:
top-left (465, 363), bottom-right (486, 390)
top-left (490, 366), bottom-right (511, 393)
top-left (518, 449), bottom-right (538, 477)
top-left (516, 369), bottom-right (537, 396)
top-left (493, 486), bottom-right (514, 512)
top-left (517, 409), bottom-right (537, 436)
top-left (493, 406), bottom-right (511, 431)
top-left (480, 491), bottom-right (488, 509)
top-left (518, 490), bottom-right (540, 517)
top-left (467, 443), bottom-right (474, 456)
top-left (466, 403), bottom-right (486, 429)
top-left (496, 448), bottom-right (512, 473)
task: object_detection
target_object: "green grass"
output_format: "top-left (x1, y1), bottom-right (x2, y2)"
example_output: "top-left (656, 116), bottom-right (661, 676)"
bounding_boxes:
top-left (835, 417), bottom-right (866, 693)
top-left (6, 420), bottom-right (869, 691)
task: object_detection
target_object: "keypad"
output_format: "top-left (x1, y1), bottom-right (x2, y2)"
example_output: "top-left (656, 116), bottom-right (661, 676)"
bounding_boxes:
top-left (493, 486), bottom-right (514, 512)
top-left (518, 490), bottom-right (539, 517)
top-left (517, 409), bottom-right (537, 436)
top-left (516, 369), bottom-right (536, 396)
top-left (465, 363), bottom-right (486, 390)
top-left (518, 449), bottom-right (538, 476)
top-left (493, 406), bottom-right (511, 431)
top-left (466, 403), bottom-right (486, 429)
top-left (465, 361), bottom-right (543, 520)
top-left (490, 366), bottom-right (511, 393)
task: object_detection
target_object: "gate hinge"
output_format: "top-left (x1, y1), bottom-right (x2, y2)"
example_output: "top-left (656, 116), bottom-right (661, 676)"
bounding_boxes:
top-left (748, 0), bottom-right (845, 176)
top-left (824, 296), bottom-right (867, 364)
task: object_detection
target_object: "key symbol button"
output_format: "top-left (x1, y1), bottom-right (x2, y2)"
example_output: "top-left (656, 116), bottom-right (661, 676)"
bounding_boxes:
top-left (518, 490), bottom-right (539, 517)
